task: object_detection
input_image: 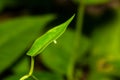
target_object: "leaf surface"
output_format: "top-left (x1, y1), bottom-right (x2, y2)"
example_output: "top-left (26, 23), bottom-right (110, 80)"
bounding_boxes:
top-left (0, 14), bottom-right (55, 73)
top-left (89, 11), bottom-right (120, 76)
top-left (5, 71), bottom-right (63, 80)
top-left (27, 14), bottom-right (75, 56)
top-left (41, 29), bottom-right (90, 74)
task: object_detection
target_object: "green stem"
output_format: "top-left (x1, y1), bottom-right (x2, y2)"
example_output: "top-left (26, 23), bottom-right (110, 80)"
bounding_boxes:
top-left (67, 1), bottom-right (85, 80)
top-left (75, 1), bottom-right (85, 47)
top-left (20, 56), bottom-right (34, 80)
top-left (31, 75), bottom-right (39, 80)
top-left (29, 56), bottom-right (34, 76)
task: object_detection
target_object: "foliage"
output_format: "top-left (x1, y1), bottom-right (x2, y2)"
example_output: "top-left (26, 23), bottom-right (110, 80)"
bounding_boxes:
top-left (27, 15), bottom-right (75, 56)
top-left (0, 14), bottom-right (55, 74)
top-left (0, 0), bottom-right (120, 80)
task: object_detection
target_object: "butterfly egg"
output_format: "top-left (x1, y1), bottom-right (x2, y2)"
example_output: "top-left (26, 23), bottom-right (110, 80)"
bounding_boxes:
top-left (53, 40), bottom-right (57, 44)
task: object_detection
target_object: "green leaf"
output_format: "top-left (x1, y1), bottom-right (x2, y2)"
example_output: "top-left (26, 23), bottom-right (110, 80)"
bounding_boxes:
top-left (0, 14), bottom-right (55, 74)
top-left (12, 57), bottom-right (29, 74)
top-left (87, 72), bottom-right (112, 80)
top-left (41, 30), bottom-right (90, 74)
top-left (5, 71), bottom-right (63, 80)
top-left (27, 14), bottom-right (75, 56)
top-left (27, 71), bottom-right (64, 80)
top-left (89, 11), bottom-right (120, 76)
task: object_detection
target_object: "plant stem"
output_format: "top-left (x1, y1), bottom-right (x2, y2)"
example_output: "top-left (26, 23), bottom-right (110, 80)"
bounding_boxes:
top-left (67, 1), bottom-right (85, 80)
top-left (29, 56), bottom-right (34, 76)
top-left (75, 1), bottom-right (85, 46)
top-left (20, 56), bottom-right (34, 80)
top-left (31, 75), bottom-right (39, 80)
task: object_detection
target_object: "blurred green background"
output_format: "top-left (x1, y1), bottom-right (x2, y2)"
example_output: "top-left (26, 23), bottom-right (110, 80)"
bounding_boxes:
top-left (0, 0), bottom-right (120, 80)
